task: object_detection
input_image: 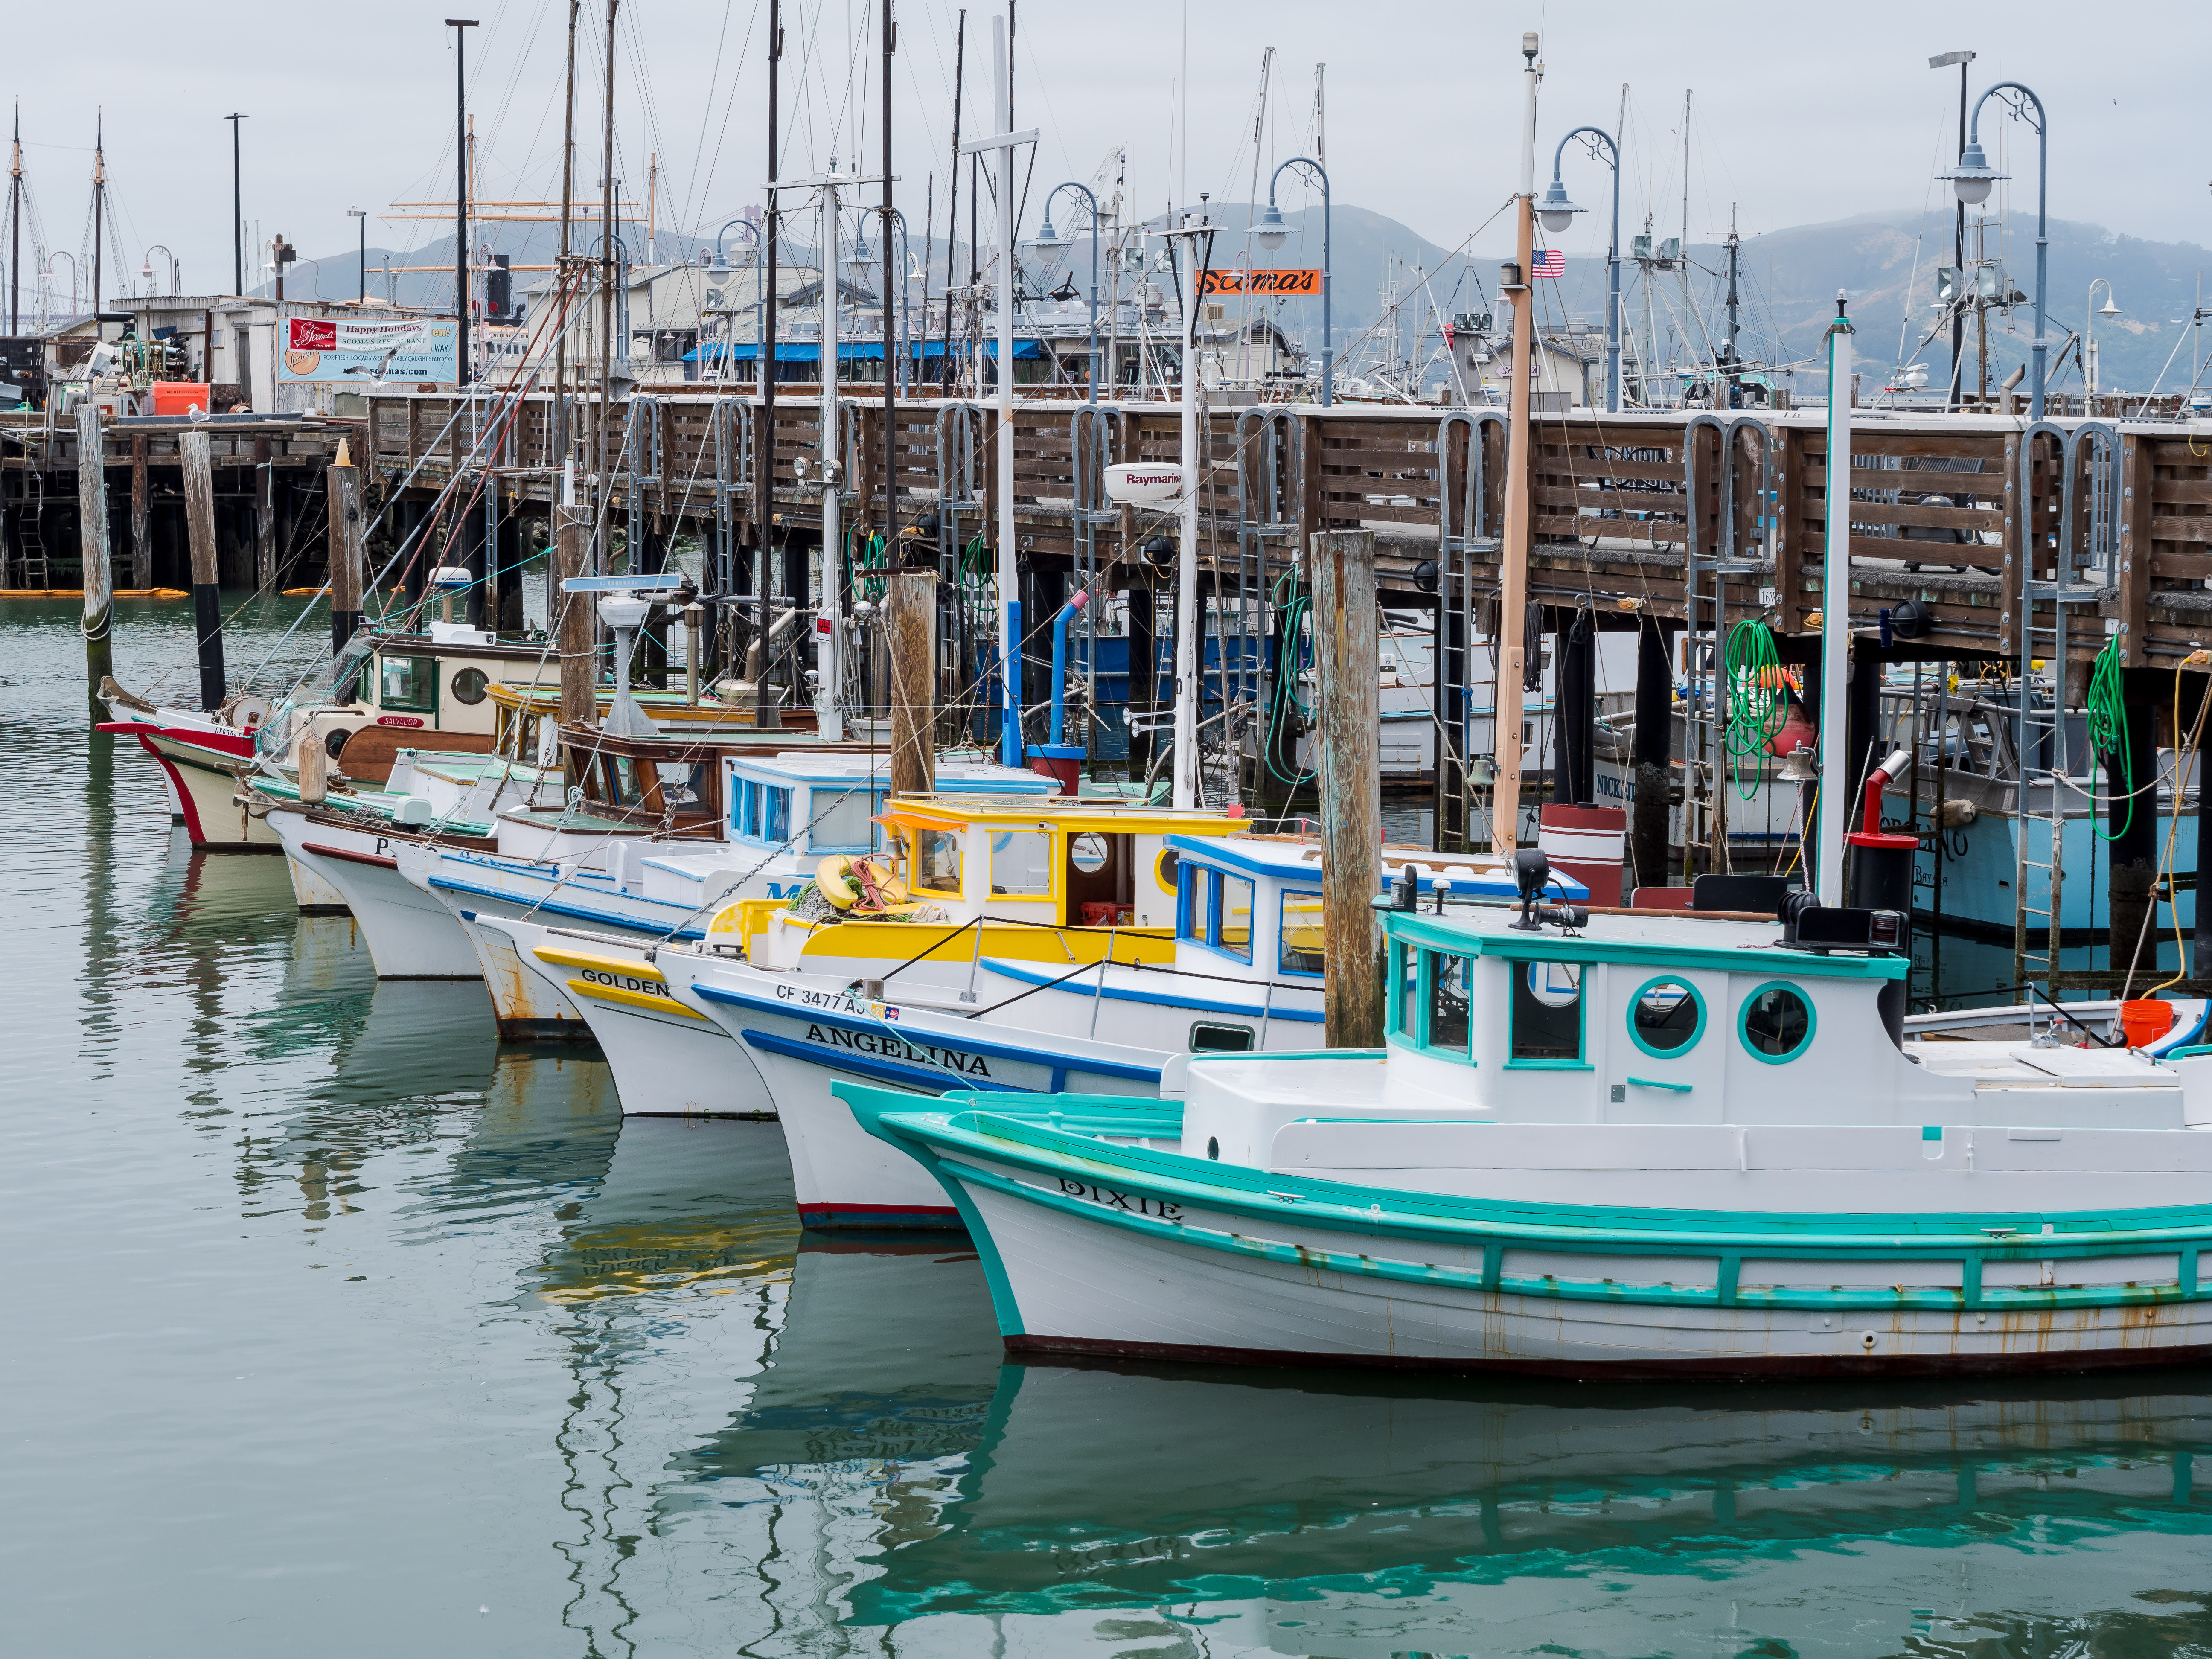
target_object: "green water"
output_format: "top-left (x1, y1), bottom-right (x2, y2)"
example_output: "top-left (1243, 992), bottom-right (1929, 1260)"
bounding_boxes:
top-left (9, 597), bottom-right (2212, 1657)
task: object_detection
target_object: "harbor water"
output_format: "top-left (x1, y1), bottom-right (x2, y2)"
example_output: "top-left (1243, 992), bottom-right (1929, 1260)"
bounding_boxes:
top-left (10, 597), bottom-right (2212, 1657)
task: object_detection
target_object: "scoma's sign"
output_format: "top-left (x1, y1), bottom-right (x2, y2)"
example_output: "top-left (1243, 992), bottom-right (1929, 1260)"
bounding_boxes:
top-left (1103, 463), bottom-right (1183, 504)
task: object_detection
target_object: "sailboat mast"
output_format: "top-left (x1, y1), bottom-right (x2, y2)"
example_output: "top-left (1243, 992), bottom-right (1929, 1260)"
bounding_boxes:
top-left (942, 9), bottom-right (964, 389)
top-left (554, 0), bottom-right (577, 446)
top-left (91, 112), bottom-right (104, 318)
top-left (9, 102), bottom-right (20, 335)
top-left (1491, 32), bottom-right (1542, 853)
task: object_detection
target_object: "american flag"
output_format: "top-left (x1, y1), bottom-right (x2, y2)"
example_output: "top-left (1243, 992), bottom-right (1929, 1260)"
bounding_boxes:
top-left (1531, 249), bottom-right (1566, 279)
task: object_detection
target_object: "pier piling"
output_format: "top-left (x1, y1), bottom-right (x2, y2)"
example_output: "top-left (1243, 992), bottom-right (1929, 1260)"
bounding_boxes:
top-left (326, 443), bottom-right (364, 652)
top-left (1313, 529), bottom-right (1383, 1048)
top-left (76, 402), bottom-right (113, 727)
top-left (180, 430), bottom-right (225, 711)
top-left (887, 566), bottom-right (937, 796)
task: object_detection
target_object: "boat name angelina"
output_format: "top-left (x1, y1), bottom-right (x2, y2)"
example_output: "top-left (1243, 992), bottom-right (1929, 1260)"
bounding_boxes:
top-left (803, 1022), bottom-right (992, 1077)
top-left (1054, 1177), bottom-right (1183, 1220)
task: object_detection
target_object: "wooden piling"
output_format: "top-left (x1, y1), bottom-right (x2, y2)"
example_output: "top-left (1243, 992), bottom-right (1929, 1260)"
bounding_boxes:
top-left (1631, 617), bottom-right (1672, 891)
top-left (1311, 529), bottom-right (1383, 1049)
top-left (556, 501), bottom-right (594, 728)
top-left (253, 434), bottom-right (275, 592)
top-left (76, 402), bottom-right (113, 727)
top-left (181, 429), bottom-right (226, 710)
top-left (326, 442), bottom-right (364, 652)
top-left (128, 435), bottom-right (150, 589)
top-left (886, 566), bottom-right (937, 796)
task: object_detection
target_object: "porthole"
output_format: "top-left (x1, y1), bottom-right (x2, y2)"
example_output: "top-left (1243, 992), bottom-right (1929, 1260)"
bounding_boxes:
top-left (450, 666), bottom-right (490, 705)
top-left (323, 727), bottom-right (350, 761)
top-left (1740, 981), bottom-right (1816, 1063)
top-left (1627, 976), bottom-right (1705, 1057)
top-left (1154, 845), bottom-right (1181, 894)
top-left (1189, 1021), bottom-right (1254, 1054)
top-left (1206, 1136), bottom-right (1220, 1161)
top-left (1070, 832), bottom-right (1111, 873)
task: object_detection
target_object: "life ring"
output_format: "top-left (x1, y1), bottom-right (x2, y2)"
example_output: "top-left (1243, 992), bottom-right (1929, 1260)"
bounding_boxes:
top-left (816, 855), bottom-right (861, 909)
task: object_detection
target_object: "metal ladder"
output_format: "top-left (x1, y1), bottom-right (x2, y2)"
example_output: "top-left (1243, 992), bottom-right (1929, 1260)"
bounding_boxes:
top-left (933, 402), bottom-right (989, 741)
top-left (17, 461), bottom-right (47, 588)
top-left (2012, 420), bottom-right (2120, 1007)
top-left (1070, 404), bottom-right (1125, 763)
top-left (1234, 406), bottom-right (1301, 794)
top-left (1437, 408), bottom-right (1505, 848)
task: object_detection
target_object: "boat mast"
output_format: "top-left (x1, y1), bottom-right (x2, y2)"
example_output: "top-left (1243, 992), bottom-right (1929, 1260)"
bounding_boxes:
top-left (1490, 32), bottom-right (1542, 853)
top-left (941, 9), bottom-right (963, 390)
top-left (1722, 204), bottom-right (1740, 402)
top-left (90, 112), bottom-right (103, 318)
top-left (553, 0), bottom-right (577, 456)
top-left (9, 102), bottom-right (21, 335)
top-left (992, 13), bottom-right (1018, 763)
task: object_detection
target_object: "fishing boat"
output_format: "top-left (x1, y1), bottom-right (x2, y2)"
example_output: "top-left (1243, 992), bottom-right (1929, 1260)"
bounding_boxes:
top-left (645, 819), bottom-right (1566, 1220)
top-left (851, 863), bottom-right (2212, 1377)
top-left (401, 750), bottom-right (1054, 1038)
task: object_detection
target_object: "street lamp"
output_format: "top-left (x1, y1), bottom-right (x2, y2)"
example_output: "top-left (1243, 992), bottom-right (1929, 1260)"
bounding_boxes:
top-left (1254, 155), bottom-right (1331, 405)
top-left (709, 215), bottom-right (765, 391)
top-left (856, 206), bottom-right (914, 395)
top-left (347, 208), bottom-right (367, 303)
top-left (1034, 180), bottom-right (1100, 402)
top-left (47, 250), bottom-right (75, 317)
top-left (1538, 124), bottom-right (1621, 413)
top-left (1941, 81), bottom-right (2048, 419)
top-left (2086, 277), bottom-right (2119, 402)
top-left (141, 244), bottom-right (179, 297)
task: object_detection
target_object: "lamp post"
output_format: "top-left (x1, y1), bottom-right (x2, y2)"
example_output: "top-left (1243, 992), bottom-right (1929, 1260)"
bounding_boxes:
top-left (709, 215), bottom-right (764, 390)
top-left (1536, 125), bottom-right (1621, 413)
top-left (2085, 277), bottom-right (2119, 403)
top-left (1941, 81), bottom-right (2049, 420)
top-left (1253, 155), bottom-right (1330, 405)
top-left (142, 244), bottom-right (179, 297)
top-left (1032, 180), bottom-right (1100, 401)
top-left (224, 113), bottom-right (246, 295)
top-left (347, 209), bottom-right (367, 303)
top-left (1929, 52), bottom-right (1975, 410)
top-left (48, 250), bottom-right (75, 317)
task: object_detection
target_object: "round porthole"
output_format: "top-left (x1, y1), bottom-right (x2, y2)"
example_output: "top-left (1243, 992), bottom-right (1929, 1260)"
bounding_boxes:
top-left (323, 727), bottom-right (350, 761)
top-left (1070, 832), bottom-right (1111, 873)
top-left (1154, 846), bottom-right (1181, 894)
top-left (450, 667), bottom-right (490, 706)
top-left (1627, 976), bottom-right (1704, 1057)
top-left (1739, 981), bottom-right (1815, 1063)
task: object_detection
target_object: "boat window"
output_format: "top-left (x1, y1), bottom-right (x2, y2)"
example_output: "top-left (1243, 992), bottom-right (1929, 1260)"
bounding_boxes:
top-left (378, 653), bottom-right (437, 713)
top-left (1426, 951), bottom-right (1474, 1057)
top-left (450, 666), bottom-right (490, 705)
top-left (657, 760), bottom-right (707, 810)
top-left (1190, 1021), bottom-right (1255, 1053)
top-left (1216, 873), bottom-right (1255, 961)
top-left (603, 754), bottom-right (645, 806)
top-left (809, 786), bottom-right (876, 853)
top-left (1069, 832), bottom-right (1111, 873)
top-left (1510, 960), bottom-right (1584, 1063)
top-left (1629, 977), bottom-right (1704, 1056)
top-left (763, 786), bottom-right (792, 843)
top-left (913, 829), bottom-right (963, 894)
top-left (990, 830), bottom-right (1053, 896)
top-left (1740, 982), bottom-right (1815, 1062)
top-left (733, 780), bottom-right (763, 840)
top-left (1394, 942), bottom-right (1419, 1038)
top-left (1278, 891), bottom-right (1324, 975)
top-left (1154, 846), bottom-right (1182, 894)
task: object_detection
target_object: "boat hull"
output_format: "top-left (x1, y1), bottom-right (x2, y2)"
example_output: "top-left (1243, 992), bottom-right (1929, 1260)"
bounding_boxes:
top-left (866, 1096), bottom-right (2212, 1380)
top-left (265, 809), bottom-right (482, 978)
top-left (101, 720), bottom-right (278, 850)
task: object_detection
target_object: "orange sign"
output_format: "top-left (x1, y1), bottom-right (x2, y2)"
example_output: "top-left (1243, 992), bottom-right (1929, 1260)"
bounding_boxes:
top-left (1199, 268), bottom-right (1323, 297)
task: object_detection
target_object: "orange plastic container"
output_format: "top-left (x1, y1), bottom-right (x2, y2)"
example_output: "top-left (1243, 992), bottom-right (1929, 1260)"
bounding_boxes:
top-left (149, 381), bottom-right (212, 416)
top-left (2120, 998), bottom-right (2175, 1049)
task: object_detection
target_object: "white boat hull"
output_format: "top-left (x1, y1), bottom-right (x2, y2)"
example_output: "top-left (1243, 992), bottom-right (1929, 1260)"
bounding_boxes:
top-left (265, 809), bottom-right (482, 978)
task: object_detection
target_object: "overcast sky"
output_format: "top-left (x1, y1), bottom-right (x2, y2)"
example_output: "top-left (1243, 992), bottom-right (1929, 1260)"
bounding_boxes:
top-left (8, 0), bottom-right (2209, 308)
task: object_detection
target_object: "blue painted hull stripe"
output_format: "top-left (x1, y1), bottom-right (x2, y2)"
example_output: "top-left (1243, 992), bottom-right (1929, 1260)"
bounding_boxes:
top-left (695, 982), bottom-right (1164, 1081)
top-left (429, 873), bottom-right (705, 939)
top-left (979, 958), bottom-right (1324, 1022)
top-left (739, 1028), bottom-right (1027, 1094)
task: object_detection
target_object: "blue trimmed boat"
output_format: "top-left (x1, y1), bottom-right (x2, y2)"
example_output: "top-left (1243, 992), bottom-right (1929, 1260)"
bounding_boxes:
top-left (848, 882), bottom-right (2212, 1377)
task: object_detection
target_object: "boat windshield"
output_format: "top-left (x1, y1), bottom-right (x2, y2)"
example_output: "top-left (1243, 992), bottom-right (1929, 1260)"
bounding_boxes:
top-left (256, 634), bottom-right (375, 760)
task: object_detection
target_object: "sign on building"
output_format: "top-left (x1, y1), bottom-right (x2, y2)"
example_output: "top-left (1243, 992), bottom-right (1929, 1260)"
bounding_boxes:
top-left (1198, 268), bottom-right (1323, 297)
top-left (276, 314), bottom-right (458, 384)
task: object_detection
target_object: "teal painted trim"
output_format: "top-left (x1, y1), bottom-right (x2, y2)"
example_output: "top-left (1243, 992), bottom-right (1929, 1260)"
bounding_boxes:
top-left (1505, 1058), bottom-right (1594, 1071)
top-left (835, 1086), bottom-right (1027, 1336)
top-left (927, 1154), bottom-right (2204, 1316)
top-left (1627, 1075), bottom-right (1693, 1093)
top-left (1739, 978), bottom-right (1818, 1064)
top-left (1418, 947), bottom-right (1478, 1066)
top-left (1922, 1125), bottom-right (1943, 1142)
top-left (2166, 1045), bottom-right (2212, 1061)
top-left (1383, 909), bottom-right (1910, 981)
top-left (884, 1106), bottom-right (2212, 1255)
top-left (1508, 956), bottom-right (1587, 1065)
top-left (1963, 1254), bottom-right (1983, 1308)
top-left (1626, 974), bottom-right (1706, 1059)
top-left (2187, 1246), bottom-right (2201, 1296)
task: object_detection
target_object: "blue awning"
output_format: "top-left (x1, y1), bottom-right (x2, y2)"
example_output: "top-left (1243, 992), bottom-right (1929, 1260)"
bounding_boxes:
top-left (684, 338), bottom-right (1047, 364)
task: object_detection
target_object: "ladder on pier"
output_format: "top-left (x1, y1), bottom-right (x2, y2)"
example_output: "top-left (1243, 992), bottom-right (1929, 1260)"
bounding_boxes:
top-left (15, 463), bottom-right (47, 588)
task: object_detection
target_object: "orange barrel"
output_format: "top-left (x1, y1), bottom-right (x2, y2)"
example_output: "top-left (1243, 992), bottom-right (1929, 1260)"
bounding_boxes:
top-left (2120, 998), bottom-right (2175, 1050)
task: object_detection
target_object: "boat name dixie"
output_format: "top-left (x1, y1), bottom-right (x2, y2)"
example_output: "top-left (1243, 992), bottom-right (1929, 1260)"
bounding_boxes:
top-left (1054, 1176), bottom-right (1183, 1221)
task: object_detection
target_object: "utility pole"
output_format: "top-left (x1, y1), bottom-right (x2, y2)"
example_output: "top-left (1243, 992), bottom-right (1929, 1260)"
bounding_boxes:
top-left (1492, 32), bottom-right (1542, 852)
top-left (226, 114), bottom-right (246, 295)
top-left (447, 19), bottom-right (478, 384)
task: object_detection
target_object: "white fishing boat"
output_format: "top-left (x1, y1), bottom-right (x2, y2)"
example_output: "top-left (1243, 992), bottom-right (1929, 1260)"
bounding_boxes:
top-left (647, 817), bottom-right (1570, 1223)
top-left (852, 864), bottom-right (2212, 1377)
top-left (402, 751), bottom-right (1054, 1038)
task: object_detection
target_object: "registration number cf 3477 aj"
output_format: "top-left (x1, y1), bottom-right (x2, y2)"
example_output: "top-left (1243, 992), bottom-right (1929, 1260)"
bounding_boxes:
top-left (1054, 1176), bottom-right (1183, 1221)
